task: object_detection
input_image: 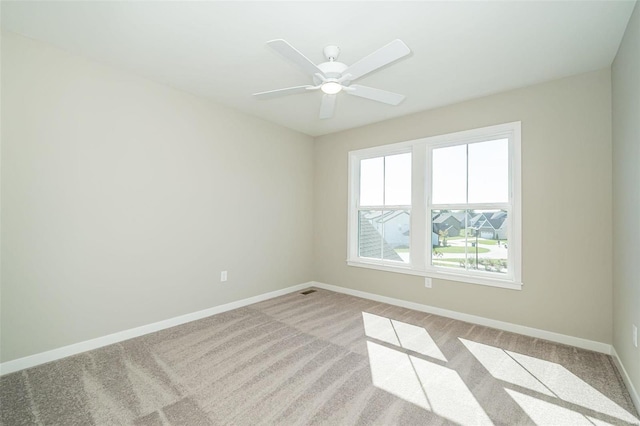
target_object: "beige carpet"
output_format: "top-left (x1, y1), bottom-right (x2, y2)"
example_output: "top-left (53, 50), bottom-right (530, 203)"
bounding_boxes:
top-left (1, 288), bottom-right (638, 425)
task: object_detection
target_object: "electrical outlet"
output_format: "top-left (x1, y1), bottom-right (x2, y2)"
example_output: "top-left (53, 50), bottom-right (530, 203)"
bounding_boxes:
top-left (425, 277), bottom-right (432, 288)
top-left (633, 324), bottom-right (638, 348)
top-left (221, 271), bottom-right (228, 282)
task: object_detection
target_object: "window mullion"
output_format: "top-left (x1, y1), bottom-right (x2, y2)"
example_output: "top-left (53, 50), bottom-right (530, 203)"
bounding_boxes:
top-left (411, 143), bottom-right (426, 271)
top-left (381, 157), bottom-right (385, 261)
top-left (466, 143), bottom-right (469, 204)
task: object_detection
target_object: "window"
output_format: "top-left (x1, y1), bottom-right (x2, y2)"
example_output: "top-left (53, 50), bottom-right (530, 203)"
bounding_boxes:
top-left (348, 122), bottom-right (521, 290)
top-left (357, 152), bottom-right (411, 264)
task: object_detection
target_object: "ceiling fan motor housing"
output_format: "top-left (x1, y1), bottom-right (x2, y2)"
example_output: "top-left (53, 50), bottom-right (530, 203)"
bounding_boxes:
top-left (315, 61), bottom-right (348, 83)
top-left (323, 45), bottom-right (341, 61)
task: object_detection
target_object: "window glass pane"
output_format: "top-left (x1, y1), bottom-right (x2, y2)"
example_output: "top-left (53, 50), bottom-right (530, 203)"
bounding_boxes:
top-left (384, 153), bottom-right (411, 206)
top-left (468, 139), bottom-right (509, 203)
top-left (360, 210), bottom-right (410, 263)
top-left (432, 145), bottom-right (467, 204)
top-left (467, 210), bottom-right (508, 274)
top-left (431, 209), bottom-right (468, 271)
top-left (359, 210), bottom-right (383, 259)
top-left (382, 210), bottom-right (410, 263)
top-left (432, 209), bottom-right (508, 274)
top-left (360, 158), bottom-right (384, 206)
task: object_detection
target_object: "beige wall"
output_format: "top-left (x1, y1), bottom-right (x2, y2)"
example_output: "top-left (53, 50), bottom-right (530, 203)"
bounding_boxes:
top-left (0, 33), bottom-right (314, 362)
top-left (314, 69), bottom-right (613, 344)
top-left (612, 1), bottom-right (640, 398)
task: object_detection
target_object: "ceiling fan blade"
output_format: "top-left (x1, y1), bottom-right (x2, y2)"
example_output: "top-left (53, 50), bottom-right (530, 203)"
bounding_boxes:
top-left (253, 85), bottom-right (316, 99)
top-left (267, 39), bottom-right (325, 77)
top-left (343, 39), bottom-right (410, 81)
top-left (319, 94), bottom-right (336, 119)
top-left (345, 85), bottom-right (406, 105)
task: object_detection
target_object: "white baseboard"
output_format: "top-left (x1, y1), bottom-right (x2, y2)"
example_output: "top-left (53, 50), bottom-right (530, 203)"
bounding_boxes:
top-left (611, 346), bottom-right (640, 415)
top-left (311, 281), bottom-right (613, 354)
top-left (0, 282), bottom-right (313, 376)
top-left (0, 280), bottom-right (618, 378)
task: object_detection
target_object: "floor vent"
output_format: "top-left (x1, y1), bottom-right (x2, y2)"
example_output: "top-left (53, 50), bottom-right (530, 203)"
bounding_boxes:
top-left (300, 289), bottom-right (317, 295)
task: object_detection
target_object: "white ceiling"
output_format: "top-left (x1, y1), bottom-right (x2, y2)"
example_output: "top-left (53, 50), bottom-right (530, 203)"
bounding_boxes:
top-left (2, 1), bottom-right (636, 137)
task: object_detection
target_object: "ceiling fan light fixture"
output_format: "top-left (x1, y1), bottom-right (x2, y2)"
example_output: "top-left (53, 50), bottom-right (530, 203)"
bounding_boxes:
top-left (321, 81), bottom-right (342, 95)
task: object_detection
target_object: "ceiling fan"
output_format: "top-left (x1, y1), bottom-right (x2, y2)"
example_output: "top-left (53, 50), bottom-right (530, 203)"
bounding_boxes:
top-left (253, 39), bottom-right (411, 119)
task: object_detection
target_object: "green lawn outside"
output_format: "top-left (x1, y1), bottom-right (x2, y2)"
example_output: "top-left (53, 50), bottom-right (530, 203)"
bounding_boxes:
top-left (434, 257), bottom-right (507, 263)
top-left (476, 239), bottom-right (502, 246)
top-left (433, 246), bottom-right (490, 254)
top-left (440, 237), bottom-right (506, 246)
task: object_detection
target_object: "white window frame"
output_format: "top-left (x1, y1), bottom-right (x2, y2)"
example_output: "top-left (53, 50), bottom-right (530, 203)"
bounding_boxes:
top-left (348, 145), bottom-right (421, 275)
top-left (347, 122), bottom-right (522, 290)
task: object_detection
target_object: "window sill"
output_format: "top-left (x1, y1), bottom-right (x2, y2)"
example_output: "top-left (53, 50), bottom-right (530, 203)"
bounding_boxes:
top-left (425, 270), bottom-right (522, 290)
top-left (347, 259), bottom-right (522, 290)
top-left (347, 260), bottom-right (428, 277)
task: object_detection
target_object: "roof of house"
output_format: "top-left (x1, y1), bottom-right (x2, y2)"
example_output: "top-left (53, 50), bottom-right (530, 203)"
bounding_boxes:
top-left (363, 210), bottom-right (409, 224)
top-left (451, 212), bottom-right (473, 225)
top-left (358, 217), bottom-right (403, 261)
top-left (433, 213), bottom-right (461, 225)
top-left (470, 211), bottom-right (507, 230)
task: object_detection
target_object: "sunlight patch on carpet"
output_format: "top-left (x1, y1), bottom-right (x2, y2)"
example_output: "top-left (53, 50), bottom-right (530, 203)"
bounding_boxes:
top-left (462, 338), bottom-right (639, 424)
top-left (362, 312), bottom-right (446, 361)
